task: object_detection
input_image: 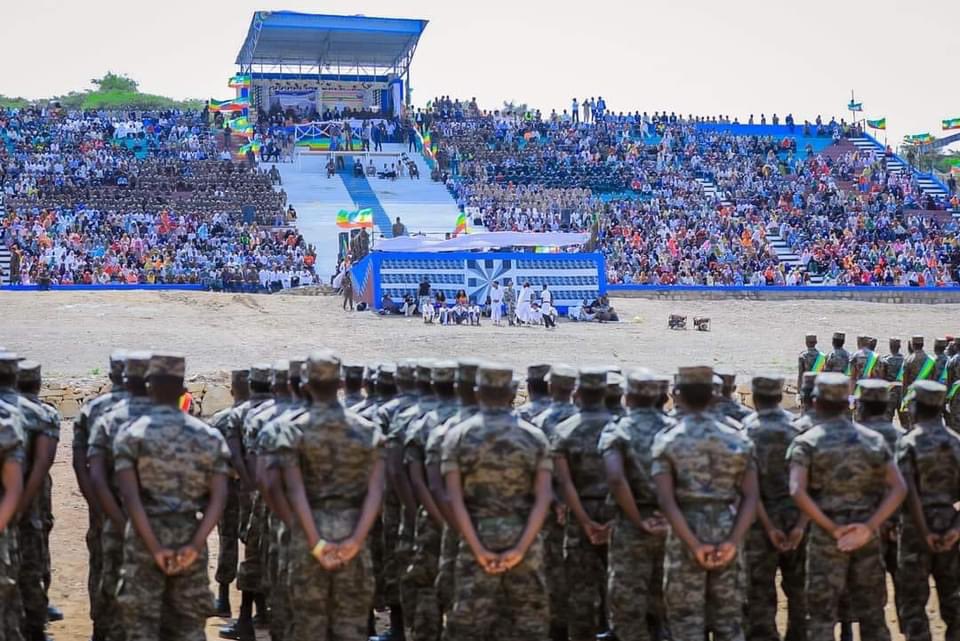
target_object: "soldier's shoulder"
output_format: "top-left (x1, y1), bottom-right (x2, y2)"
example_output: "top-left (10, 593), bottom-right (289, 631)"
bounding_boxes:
top-left (515, 416), bottom-right (549, 446)
top-left (185, 412), bottom-right (226, 440)
top-left (852, 422), bottom-right (889, 449)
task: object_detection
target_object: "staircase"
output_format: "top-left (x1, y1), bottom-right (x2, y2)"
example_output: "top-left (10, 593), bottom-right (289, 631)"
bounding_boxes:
top-left (338, 156), bottom-right (394, 238)
top-left (849, 137), bottom-right (950, 205)
top-left (767, 229), bottom-right (823, 285)
top-left (695, 176), bottom-right (732, 207)
top-left (0, 247), bottom-right (10, 286)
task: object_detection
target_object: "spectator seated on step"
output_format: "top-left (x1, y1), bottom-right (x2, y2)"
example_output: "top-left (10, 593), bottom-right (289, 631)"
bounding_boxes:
top-left (366, 160), bottom-right (377, 177)
top-left (377, 164), bottom-right (397, 180)
top-left (327, 157), bottom-right (336, 178)
top-left (379, 293), bottom-right (401, 315)
top-left (353, 158), bottom-right (365, 177)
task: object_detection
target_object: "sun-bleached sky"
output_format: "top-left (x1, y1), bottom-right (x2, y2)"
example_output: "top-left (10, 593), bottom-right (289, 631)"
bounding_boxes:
top-left (1, 0), bottom-right (957, 146)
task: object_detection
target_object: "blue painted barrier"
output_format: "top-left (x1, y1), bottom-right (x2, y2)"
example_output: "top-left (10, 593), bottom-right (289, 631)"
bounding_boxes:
top-left (606, 284), bottom-right (959, 293)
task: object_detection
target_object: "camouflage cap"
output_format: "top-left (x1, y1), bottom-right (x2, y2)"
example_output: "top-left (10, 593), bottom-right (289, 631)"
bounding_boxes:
top-left (124, 351), bottom-right (152, 379)
top-left (813, 373), bottom-right (850, 402)
top-left (934, 338), bottom-right (948, 349)
top-left (804, 333), bottom-right (817, 342)
top-left (577, 367), bottom-right (608, 391)
top-left (147, 353), bottom-right (186, 379)
top-left (477, 364), bottom-right (513, 389)
top-left (712, 375), bottom-right (724, 389)
top-left (342, 364), bottom-right (365, 381)
top-left (272, 360), bottom-right (290, 384)
top-left (547, 364), bottom-right (577, 389)
top-left (832, 331), bottom-right (845, 341)
top-left (751, 375), bottom-right (784, 395)
top-left (109, 350), bottom-right (127, 376)
top-left (415, 360), bottom-right (436, 383)
top-left (249, 363), bottom-right (272, 384)
top-left (606, 372), bottom-right (624, 394)
top-left (801, 371), bottom-right (818, 392)
top-left (889, 337), bottom-right (902, 347)
top-left (527, 364), bottom-right (551, 381)
top-left (856, 335), bottom-right (869, 344)
top-left (911, 380), bottom-right (947, 407)
top-left (432, 361), bottom-right (457, 384)
top-left (456, 359), bottom-right (482, 385)
top-left (0, 353), bottom-right (20, 377)
top-left (856, 379), bottom-right (889, 402)
top-left (288, 359), bottom-right (305, 379)
top-left (396, 360), bottom-right (416, 383)
top-left (17, 360), bottom-right (41, 384)
top-left (363, 364), bottom-right (379, 382)
top-left (677, 366), bottom-right (714, 386)
top-left (626, 369), bottom-right (663, 395)
top-left (654, 376), bottom-right (672, 394)
top-left (911, 335), bottom-right (925, 345)
top-left (378, 363), bottom-right (397, 385)
top-left (305, 350), bottom-right (342, 383)
top-left (231, 369), bottom-right (250, 386)
top-left (715, 370), bottom-right (736, 387)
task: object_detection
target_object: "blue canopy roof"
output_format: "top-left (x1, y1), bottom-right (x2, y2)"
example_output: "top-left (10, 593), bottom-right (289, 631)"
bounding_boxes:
top-left (236, 11), bottom-right (428, 72)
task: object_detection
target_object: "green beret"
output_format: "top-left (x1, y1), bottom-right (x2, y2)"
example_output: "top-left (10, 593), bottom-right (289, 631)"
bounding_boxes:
top-left (124, 351), bottom-right (152, 379)
top-left (814, 373), bottom-right (849, 402)
top-left (148, 353), bottom-right (186, 379)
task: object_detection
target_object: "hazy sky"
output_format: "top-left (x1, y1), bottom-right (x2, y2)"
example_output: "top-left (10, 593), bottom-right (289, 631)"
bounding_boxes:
top-left (2, 0), bottom-right (957, 146)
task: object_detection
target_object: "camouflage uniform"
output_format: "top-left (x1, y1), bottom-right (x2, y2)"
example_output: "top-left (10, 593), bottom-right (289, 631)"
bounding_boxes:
top-left (824, 332), bottom-right (851, 374)
top-left (440, 370), bottom-right (551, 641)
top-left (933, 339), bottom-right (949, 384)
top-left (114, 403), bottom-right (232, 641)
top-left (797, 334), bottom-right (823, 392)
top-left (402, 365), bottom-right (459, 641)
top-left (274, 381), bottom-right (383, 640)
top-left (880, 341), bottom-right (905, 423)
top-left (947, 349), bottom-right (960, 432)
top-left (552, 369), bottom-right (613, 641)
top-left (786, 374), bottom-right (893, 641)
top-left (598, 389), bottom-right (673, 641)
top-left (742, 379), bottom-right (805, 641)
top-left (714, 372), bottom-right (751, 423)
top-left (88, 382), bottom-right (153, 641)
top-left (209, 403), bottom-right (242, 587)
top-left (0, 400), bottom-right (25, 641)
top-left (652, 380), bottom-right (755, 641)
top-left (895, 382), bottom-right (960, 641)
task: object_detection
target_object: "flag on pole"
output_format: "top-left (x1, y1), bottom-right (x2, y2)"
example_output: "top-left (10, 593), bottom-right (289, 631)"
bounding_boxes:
top-left (228, 74), bottom-right (252, 89)
top-left (453, 211), bottom-right (468, 236)
top-left (866, 118), bottom-right (886, 130)
top-left (904, 133), bottom-right (934, 144)
top-left (336, 208), bottom-right (374, 229)
top-left (943, 117), bottom-right (960, 131)
top-left (848, 100), bottom-right (863, 112)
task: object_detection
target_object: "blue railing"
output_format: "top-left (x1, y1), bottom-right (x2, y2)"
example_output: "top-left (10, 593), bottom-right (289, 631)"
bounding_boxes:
top-left (606, 284), bottom-right (960, 293)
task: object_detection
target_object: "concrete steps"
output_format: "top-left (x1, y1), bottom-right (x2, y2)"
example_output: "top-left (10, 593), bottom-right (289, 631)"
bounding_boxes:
top-left (767, 230), bottom-right (823, 285)
top-left (0, 247), bottom-right (10, 286)
top-left (849, 137), bottom-right (950, 204)
top-left (695, 176), bottom-right (732, 207)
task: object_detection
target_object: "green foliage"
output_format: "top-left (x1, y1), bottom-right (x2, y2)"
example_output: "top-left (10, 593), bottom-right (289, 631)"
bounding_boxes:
top-left (91, 72), bottom-right (138, 93)
top-left (0, 95), bottom-right (31, 108)
top-left (1, 73), bottom-right (204, 112)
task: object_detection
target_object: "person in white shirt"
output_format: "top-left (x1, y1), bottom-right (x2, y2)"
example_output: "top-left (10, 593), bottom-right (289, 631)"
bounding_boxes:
top-left (516, 282), bottom-right (533, 326)
top-left (540, 284), bottom-right (553, 308)
top-left (489, 281), bottom-right (504, 326)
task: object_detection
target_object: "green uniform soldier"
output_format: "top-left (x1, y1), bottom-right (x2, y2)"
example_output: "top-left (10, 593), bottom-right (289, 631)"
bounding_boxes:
top-left (880, 339), bottom-right (905, 423)
top-left (600, 369), bottom-right (673, 641)
top-left (276, 350), bottom-right (386, 641)
top-left (901, 336), bottom-right (935, 404)
top-left (742, 375), bottom-right (806, 641)
top-left (605, 372), bottom-right (625, 418)
top-left (516, 364), bottom-right (551, 423)
top-left (553, 367), bottom-right (613, 641)
top-left (793, 372), bottom-right (819, 433)
top-left (13, 360), bottom-right (61, 641)
top-left (364, 363), bottom-right (395, 622)
top-left (343, 364), bottom-right (366, 409)
top-left (209, 368), bottom-right (250, 618)
top-left (946, 339), bottom-right (960, 431)
top-left (114, 353), bottom-right (231, 641)
top-left (403, 361), bottom-right (459, 641)
top-left (531, 364), bottom-right (578, 641)
top-left (787, 372), bottom-right (906, 641)
top-left (88, 352), bottom-right (154, 641)
top-left (0, 375), bottom-right (26, 641)
top-left (74, 350), bottom-right (128, 641)
top-left (848, 336), bottom-right (869, 384)
top-left (933, 338), bottom-right (950, 384)
top-left (824, 332), bottom-right (851, 374)
top-left (896, 380), bottom-right (960, 641)
top-left (425, 360), bottom-right (481, 618)
top-left (798, 333), bottom-right (825, 392)
top-left (441, 363), bottom-right (553, 641)
top-left (652, 365), bottom-right (758, 641)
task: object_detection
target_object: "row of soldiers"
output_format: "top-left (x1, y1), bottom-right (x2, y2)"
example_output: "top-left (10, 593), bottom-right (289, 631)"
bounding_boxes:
top-left (0, 350), bottom-right (63, 641)
top-left (5, 332), bottom-right (959, 641)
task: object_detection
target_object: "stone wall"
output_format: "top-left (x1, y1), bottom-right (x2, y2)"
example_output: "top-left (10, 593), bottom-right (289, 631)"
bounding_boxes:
top-left (608, 287), bottom-right (960, 305)
top-left (41, 376), bottom-right (233, 420)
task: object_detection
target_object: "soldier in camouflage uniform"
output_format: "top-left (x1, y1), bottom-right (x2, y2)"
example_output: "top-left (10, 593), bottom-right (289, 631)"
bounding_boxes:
top-left (531, 364), bottom-right (578, 641)
top-left (787, 373), bottom-right (906, 641)
top-left (425, 360), bottom-right (481, 618)
top-left (600, 369), bottom-right (673, 641)
top-left (343, 364), bottom-right (366, 409)
top-left (0, 374), bottom-right (26, 641)
top-left (403, 362), bottom-right (459, 641)
top-left (824, 331), bottom-right (851, 374)
top-left (652, 365), bottom-right (758, 641)
top-left (209, 369), bottom-right (249, 617)
top-left (87, 352), bottom-right (154, 641)
top-left (13, 361), bottom-right (61, 641)
top-left (516, 364), bottom-right (551, 423)
top-left (223, 364), bottom-right (274, 641)
top-left (742, 375), bottom-right (806, 641)
top-left (441, 363), bottom-right (553, 641)
top-left (713, 371), bottom-right (751, 423)
top-left (362, 364), bottom-right (393, 621)
top-left (880, 338), bottom-right (905, 424)
top-left (553, 367), bottom-right (614, 641)
top-left (895, 380), bottom-right (960, 641)
top-left (74, 350), bottom-right (128, 641)
top-left (848, 336), bottom-right (870, 384)
top-left (605, 372), bottom-right (625, 418)
top-left (946, 338), bottom-right (960, 431)
top-left (114, 353), bottom-right (232, 641)
top-left (275, 350), bottom-right (386, 641)
top-left (349, 365), bottom-right (378, 415)
top-left (933, 338), bottom-right (949, 384)
top-left (793, 372), bottom-right (818, 433)
top-left (797, 333), bottom-right (824, 392)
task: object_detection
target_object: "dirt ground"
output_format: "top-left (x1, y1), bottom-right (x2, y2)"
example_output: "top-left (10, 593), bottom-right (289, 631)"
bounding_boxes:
top-left (5, 289), bottom-right (955, 641)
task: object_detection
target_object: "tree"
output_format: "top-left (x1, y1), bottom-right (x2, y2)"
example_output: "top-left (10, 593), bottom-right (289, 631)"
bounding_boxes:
top-left (90, 72), bottom-right (138, 93)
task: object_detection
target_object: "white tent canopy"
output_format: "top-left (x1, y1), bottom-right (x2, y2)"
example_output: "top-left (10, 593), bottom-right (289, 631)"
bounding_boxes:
top-left (374, 231), bottom-right (590, 253)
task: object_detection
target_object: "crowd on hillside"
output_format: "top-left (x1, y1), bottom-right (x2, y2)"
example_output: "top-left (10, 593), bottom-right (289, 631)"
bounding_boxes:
top-left (1, 106), bottom-right (315, 289)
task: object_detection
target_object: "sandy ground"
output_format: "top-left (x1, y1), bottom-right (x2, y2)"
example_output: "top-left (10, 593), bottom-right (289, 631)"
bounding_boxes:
top-left (6, 289), bottom-right (955, 640)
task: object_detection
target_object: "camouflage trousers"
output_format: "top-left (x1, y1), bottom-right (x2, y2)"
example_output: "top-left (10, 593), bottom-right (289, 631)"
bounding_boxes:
top-left (237, 492), bottom-right (267, 594)
top-left (442, 533), bottom-right (548, 641)
top-left (897, 513), bottom-right (960, 641)
top-left (403, 509), bottom-right (442, 641)
top-left (435, 525), bottom-right (458, 612)
top-left (215, 480), bottom-right (241, 585)
top-left (96, 520), bottom-right (125, 641)
top-left (663, 505), bottom-right (745, 641)
top-left (744, 518), bottom-right (805, 641)
top-left (382, 495), bottom-right (402, 607)
top-left (117, 513), bottom-right (215, 641)
top-left (397, 513), bottom-right (416, 639)
top-left (564, 504), bottom-right (608, 641)
top-left (42, 474), bottom-right (53, 594)
top-left (85, 511), bottom-right (104, 638)
top-left (370, 516), bottom-right (386, 610)
top-left (805, 522), bottom-right (889, 641)
top-left (606, 516), bottom-right (665, 641)
top-left (0, 525), bottom-right (24, 641)
top-left (267, 517), bottom-right (293, 641)
top-left (542, 512), bottom-right (568, 633)
top-left (18, 524), bottom-right (48, 637)
top-left (885, 385), bottom-right (904, 424)
top-left (288, 508), bottom-right (374, 641)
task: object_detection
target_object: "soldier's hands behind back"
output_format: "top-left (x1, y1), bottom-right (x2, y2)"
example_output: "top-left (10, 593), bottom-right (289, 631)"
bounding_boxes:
top-left (709, 541), bottom-right (737, 568)
top-left (925, 533), bottom-right (943, 553)
top-left (939, 528), bottom-right (960, 551)
top-left (691, 542), bottom-right (715, 569)
top-left (835, 523), bottom-right (873, 552)
top-left (174, 545), bottom-right (200, 573)
top-left (153, 548), bottom-right (177, 575)
top-left (584, 520), bottom-right (611, 546)
top-left (495, 548), bottom-right (525, 573)
top-left (766, 528), bottom-right (787, 551)
top-left (784, 526), bottom-right (805, 552)
top-left (640, 516), bottom-right (668, 537)
top-left (474, 547), bottom-right (500, 575)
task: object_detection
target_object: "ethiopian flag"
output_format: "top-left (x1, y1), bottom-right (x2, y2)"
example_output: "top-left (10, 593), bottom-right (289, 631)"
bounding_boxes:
top-left (905, 133), bottom-right (934, 144)
top-left (866, 118), bottom-right (886, 130)
top-left (453, 211), bottom-right (468, 236)
top-left (943, 117), bottom-right (960, 131)
top-left (336, 208), bottom-right (374, 229)
top-left (229, 74), bottom-right (252, 89)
